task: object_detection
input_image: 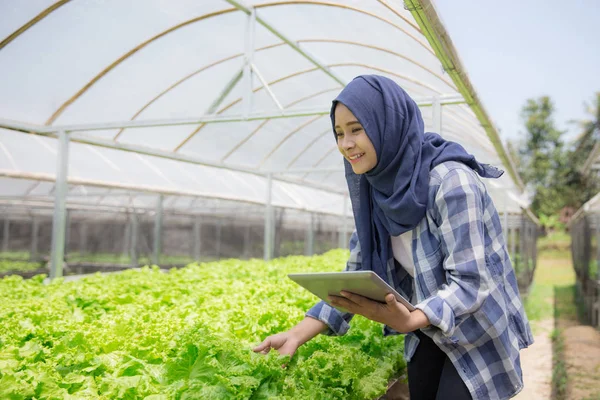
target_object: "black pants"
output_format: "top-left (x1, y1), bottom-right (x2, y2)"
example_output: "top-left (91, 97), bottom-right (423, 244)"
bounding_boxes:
top-left (407, 330), bottom-right (472, 400)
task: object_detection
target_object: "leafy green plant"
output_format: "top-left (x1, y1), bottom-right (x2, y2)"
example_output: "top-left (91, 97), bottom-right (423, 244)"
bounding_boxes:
top-left (0, 250), bottom-right (406, 399)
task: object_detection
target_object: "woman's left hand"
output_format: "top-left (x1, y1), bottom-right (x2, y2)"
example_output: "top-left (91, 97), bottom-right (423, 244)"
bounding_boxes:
top-left (328, 291), bottom-right (429, 333)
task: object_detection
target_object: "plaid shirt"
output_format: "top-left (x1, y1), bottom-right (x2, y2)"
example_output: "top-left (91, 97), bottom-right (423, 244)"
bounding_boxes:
top-left (307, 161), bottom-right (534, 400)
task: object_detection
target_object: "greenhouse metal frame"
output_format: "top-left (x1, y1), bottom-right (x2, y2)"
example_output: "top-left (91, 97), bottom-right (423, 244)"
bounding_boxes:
top-left (0, 0), bottom-right (536, 285)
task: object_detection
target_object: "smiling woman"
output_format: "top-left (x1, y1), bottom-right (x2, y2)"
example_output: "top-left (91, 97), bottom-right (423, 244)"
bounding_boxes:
top-left (255, 75), bottom-right (534, 400)
top-left (334, 103), bottom-right (378, 174)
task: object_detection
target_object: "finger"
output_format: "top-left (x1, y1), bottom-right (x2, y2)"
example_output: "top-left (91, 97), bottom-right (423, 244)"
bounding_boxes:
top-left (340, 291), bottom-right (364, 304)
top-left (385, 294), bottom-right (397, 304)
top-left (332, 293), bottom-right (360, 307)
top-left (253, 338), bottom-right (271, 353)
top-left (328, 296), bottom-right (355, 312)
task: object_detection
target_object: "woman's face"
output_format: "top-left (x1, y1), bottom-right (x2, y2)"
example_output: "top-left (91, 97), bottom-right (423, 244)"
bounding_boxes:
top-left (334, 103), bottom-right (377, 174)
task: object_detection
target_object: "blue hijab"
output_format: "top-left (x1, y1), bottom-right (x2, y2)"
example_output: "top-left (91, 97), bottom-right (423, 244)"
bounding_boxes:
top-left (332, 75), bottom-right (503, 281)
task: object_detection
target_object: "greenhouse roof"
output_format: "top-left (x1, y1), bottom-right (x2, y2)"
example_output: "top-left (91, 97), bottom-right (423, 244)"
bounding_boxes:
top-left (0, 0), bottom-right (527, 215)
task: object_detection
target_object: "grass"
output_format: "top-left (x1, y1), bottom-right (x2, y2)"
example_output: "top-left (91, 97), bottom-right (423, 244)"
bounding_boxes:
top-left (551, 328), bottom-right (568, 399)
top-left (521, 230), bottom-right (583, 399)
top-left (523, 231), bottom-right (575, 324)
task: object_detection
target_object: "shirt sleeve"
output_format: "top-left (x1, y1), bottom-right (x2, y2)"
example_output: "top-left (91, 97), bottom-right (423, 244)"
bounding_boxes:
top-left (415, 168), bottom-right (493, 337)
top-left (305, 230), bottom-right (361, 336)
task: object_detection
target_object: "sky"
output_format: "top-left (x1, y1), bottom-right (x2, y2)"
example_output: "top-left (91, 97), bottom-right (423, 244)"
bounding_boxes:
top-left (434, 0), bottom-right (600, 145)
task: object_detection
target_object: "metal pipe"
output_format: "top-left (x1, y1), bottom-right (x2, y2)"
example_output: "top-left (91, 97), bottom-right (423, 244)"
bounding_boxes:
top-left (264, 173), bottom-right (273, 260)
top-left (224, 0), bottom-right (346, 86)
top-left (207, 68), bottom-right (244, 115)
top-left (305, 213), bottom-right (315, 256)
top-left (130, 212), bottom-right (139, 267)
top-left (1, 94), bottom-right (463, 134)
top-left (122, 218), bottom-right (131, 257)
top-left (193, 216), bottom-right (201, 260)
top-left (251, 63), bottom-right (283, 110)
top-left (153, 195), bottom-right (163, 265)
top-left (30, 216), bottom-right (39, 261)
top-left (216, 220), bottom-right (222, 259)
top-left (49, 130), bottom-right (69, 279)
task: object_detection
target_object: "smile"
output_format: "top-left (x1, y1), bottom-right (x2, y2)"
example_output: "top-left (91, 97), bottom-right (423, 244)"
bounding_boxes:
top-left (348, 153), bottom-right (365, 164)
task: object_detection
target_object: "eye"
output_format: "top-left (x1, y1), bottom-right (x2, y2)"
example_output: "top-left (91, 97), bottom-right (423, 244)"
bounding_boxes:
top-left (351, 127), bottom-right (363, 134)
top-left (335, 131), bottom-right (344, 138)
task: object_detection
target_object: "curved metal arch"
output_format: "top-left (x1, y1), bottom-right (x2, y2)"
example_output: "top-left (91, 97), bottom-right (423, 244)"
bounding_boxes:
top-left (442, 104), bottom-right (488, 138)
top-left (0, 0), bottom-right (72, 51)
top-left (298, 39), bottom-right (455, 90)
top-left (256, 1), bottom-right (433, 56)
top-left (285, 127), bottom-right (332, 169)
top-left (172, 67), bottom-right (337, 152)
top-left (117, 38), bottom-right (449, 143)
top-left (44, 1), bottom-right (435, 126)
top-left (221, 87), bottom-right (340, 162)
top-left (174, 63), bottom-right (433, 154)
top-left (44, 7), bottom-right (238, 126)
top-left (258, 114), bottom-right (325, 167)
top-left (113, 42), bottom-right (286, 140)
top-left (376, 0), bottom-right (421, 33)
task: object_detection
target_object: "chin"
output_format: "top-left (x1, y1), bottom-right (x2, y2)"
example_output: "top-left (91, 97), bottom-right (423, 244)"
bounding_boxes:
top-left (351, 166), bottom-right (367, 175)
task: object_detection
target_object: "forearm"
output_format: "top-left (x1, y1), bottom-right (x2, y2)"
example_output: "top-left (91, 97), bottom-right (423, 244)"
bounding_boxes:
top-left (289, 316), bottom-right (328, 345)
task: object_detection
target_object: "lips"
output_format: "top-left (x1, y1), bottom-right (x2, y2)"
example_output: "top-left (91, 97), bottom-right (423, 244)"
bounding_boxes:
top-left (348, 153), bottom-right (365, 164)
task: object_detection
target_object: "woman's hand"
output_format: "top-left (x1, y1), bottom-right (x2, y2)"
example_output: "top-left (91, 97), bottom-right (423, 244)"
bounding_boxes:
top-left (328, 291), bottom-right (429, 333)
top-left (253, 331), bottom-right (301, 358)
top-left (253, 317), bottom-right (328, 360)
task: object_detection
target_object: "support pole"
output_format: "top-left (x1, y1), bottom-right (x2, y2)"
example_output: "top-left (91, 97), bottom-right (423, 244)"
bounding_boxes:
top-left (130, 212), bottom-right (139, 267)
top-left (264, 173), bottom-right (273, 260)
top-left (30, 216), bottom-right (39, 261)
top-left (305, 213), bottom-right (315, 256)
top-left (50, 130), bottom-right (69, 279)
top-left (153, 195), bottom-right (163, 265)
top-left (193, 216), bottom-right (201, 260)
top-left (122, 217), bottom-right (131, 257)
top-left (216, 220), bottom-right (222, 259)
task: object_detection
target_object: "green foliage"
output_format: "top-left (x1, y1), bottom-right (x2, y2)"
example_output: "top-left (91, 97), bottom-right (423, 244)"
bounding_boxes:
top-left (0, 260), bottom-right (43, 273)
top-left (509, 95), bottom-right (600, 221)
top-left (537, 214), bottom-right (565, 232)
top-left (0, 251), bottom-right (406, 399)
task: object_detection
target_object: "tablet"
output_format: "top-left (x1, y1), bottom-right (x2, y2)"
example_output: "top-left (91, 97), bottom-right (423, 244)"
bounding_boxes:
top-left (288, 270), bottom-right (415, 311)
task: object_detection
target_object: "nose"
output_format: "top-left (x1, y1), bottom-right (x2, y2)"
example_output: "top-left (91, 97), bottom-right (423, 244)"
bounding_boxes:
top-left (339, 135), bottom-right (355, 151)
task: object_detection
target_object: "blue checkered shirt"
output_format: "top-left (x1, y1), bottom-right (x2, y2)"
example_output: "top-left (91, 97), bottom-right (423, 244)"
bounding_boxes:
top-left (307, 161), bottom-right (534, 399)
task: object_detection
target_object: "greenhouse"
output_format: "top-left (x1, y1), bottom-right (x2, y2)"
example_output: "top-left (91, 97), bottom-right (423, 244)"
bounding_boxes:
top-left (569, 148), bottom-right (600, 330)
top-left (0, 0), bottom-right (540, 398)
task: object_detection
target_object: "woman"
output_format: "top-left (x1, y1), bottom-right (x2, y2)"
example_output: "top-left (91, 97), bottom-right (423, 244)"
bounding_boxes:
top-left (254, 75), bottom-right (534, 400)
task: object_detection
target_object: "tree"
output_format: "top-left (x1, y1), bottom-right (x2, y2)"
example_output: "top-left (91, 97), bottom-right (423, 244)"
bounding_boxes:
top-left (510, 95), bottom-right (600, 224)
top-left (571, 92), bottom-right (600, 168)
top-left (515, 97), bottom-right (565, 216)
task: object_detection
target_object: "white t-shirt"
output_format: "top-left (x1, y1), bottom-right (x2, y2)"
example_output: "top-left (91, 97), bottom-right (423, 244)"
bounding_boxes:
top-left (391, 231), bottom-right (415, 277)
